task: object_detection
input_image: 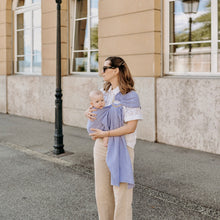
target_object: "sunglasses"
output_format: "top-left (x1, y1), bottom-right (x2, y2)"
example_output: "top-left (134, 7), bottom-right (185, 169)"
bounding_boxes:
top-left (103, 66), bottom-right (116, 73)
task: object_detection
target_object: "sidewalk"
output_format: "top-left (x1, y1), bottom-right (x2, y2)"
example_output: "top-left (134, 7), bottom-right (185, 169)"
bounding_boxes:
top-left (0, 113), bottom-right (220, 219)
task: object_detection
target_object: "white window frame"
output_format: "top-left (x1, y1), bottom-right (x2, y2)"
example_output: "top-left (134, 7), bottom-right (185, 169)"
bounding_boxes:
top-left (70, 0), bottom-right (99, 75)
top-left (164, 0), bottom-right (220, 77)
top-left (14, 1), bottom-right (41, 75)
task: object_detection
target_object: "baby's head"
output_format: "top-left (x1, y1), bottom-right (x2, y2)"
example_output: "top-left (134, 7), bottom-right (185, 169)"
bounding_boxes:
top-left (89, 90), bottom-right (105, 109)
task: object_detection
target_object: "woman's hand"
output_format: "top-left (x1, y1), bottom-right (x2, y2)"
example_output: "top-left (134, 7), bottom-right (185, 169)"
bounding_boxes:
top-left (89, 120), bottom-right (138, 139)
top-left (84, 106), bottom-right (97, 121)
top-left (89, 128), bottom-right (106, 139)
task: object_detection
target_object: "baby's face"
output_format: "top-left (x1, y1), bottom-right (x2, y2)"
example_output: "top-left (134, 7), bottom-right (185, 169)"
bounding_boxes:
top-left (91, 95), bottom-right (105, 109)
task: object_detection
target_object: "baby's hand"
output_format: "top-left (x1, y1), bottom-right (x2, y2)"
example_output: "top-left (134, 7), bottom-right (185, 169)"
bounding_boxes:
top-left (85, 106), bottom-right (97, 121)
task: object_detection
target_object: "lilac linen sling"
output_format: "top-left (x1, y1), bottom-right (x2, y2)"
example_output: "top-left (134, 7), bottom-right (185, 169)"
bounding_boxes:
top-left (87, 91), bottom-right (141, 188)
top-left (87, 105), bottom-right (111, 133)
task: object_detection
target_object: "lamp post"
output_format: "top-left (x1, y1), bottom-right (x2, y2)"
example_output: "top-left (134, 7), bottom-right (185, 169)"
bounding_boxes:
top-left (53, 0), bottom-right (64, 155)
top-left (181, 0), bottom-right (200, 72)
top-left (181, 0), bottom-right (200, 52)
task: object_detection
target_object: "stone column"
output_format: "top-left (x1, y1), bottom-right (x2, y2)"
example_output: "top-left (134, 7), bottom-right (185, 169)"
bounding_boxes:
top-left (0, 0), bottom-right (12, 113)
top-left (42, 0), bottom-right (68, 76)
top-left (98, 0), bottom-right (161, 141)
top-left (99, 0), bottom-right (161, 77)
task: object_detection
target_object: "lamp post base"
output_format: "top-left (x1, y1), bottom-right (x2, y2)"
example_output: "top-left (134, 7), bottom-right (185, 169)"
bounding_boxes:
top-left (53, 133), bottom-right (65, 155)
top-left (53, 147), bottom-right (65, 155)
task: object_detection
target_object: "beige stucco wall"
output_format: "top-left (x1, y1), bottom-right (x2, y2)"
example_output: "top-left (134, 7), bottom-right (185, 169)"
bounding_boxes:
top-left (135, 77), bottom-right (156, 141)
top-left (5, 74), bottom-right (156, 142)
top-left (62, 76), bottom-right (103, 128)
top-left (62, 76), bottom-right (156, 141)
top-left (157, 78), bottom-right (220, 154)
top-left (98, 0), bottom-right (161, 77)
top-left (6, 73), bottom-right (220, 155)
top-left (7, 76), bottom-right (55, 122)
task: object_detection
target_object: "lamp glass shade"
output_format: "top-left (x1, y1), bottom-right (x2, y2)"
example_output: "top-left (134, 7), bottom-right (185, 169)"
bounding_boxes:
top-left (182, 0), bottom-right (199, 14)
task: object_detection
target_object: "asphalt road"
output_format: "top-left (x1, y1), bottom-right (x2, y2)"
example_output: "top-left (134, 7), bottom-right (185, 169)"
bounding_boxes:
top-left (0, 144), bottom-right (97, 220)
top-left (0, 143), bottom-right (218, 220)
top-left (0, 113), bottom-right (219, 220)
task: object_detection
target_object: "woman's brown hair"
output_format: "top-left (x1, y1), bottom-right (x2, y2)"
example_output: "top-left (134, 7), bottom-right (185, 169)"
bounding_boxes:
top-left (103, 56), bottom-right (135, 94)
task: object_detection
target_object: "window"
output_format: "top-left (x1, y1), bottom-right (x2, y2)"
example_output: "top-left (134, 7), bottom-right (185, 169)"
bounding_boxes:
top-left (164, 0), bottom-right (219, 76)
top-left (71, 0), bottom-right (99, 74)
top-left (14, 0), bottom-right (41, 75)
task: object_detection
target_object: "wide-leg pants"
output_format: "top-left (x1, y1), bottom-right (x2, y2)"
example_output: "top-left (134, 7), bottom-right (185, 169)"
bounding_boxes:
top-left (94, 138), bottom-right (134, 220)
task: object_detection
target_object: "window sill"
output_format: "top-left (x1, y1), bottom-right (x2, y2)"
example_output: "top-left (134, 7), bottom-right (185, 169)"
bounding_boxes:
top-left (163, 74), bottom-right (220, 79)
top-left (69, 72), bottom-right (100, 77)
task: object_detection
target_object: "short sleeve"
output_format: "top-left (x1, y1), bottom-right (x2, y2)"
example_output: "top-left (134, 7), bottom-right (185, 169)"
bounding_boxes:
top-left (123, 106), bottom-right (143, 122)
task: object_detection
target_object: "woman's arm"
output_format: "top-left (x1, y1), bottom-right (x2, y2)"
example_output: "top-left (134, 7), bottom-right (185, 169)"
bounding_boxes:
top-left (89, 120), bottom-right (138, 139)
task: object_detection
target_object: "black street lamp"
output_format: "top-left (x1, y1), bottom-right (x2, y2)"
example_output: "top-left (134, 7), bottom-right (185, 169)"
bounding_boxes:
top-left (181, 0), bottom-right (200, 52)
top-left (53, 0), bottom-right (64, 155)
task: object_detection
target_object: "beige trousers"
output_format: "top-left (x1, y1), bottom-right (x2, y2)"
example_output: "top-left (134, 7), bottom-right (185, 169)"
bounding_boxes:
top-left (94, 138), bottom-right (134, 220)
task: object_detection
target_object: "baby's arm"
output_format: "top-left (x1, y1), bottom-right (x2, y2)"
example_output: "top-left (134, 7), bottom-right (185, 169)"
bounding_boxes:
top-left (103, 137), bottom-right (108, 147)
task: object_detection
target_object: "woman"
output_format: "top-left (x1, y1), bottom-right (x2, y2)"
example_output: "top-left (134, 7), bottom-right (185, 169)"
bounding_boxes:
top-left (86, 56), bottom-right (142, 220)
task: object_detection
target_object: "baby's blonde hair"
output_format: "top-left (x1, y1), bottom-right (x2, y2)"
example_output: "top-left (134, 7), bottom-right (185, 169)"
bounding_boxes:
top-left (89, 90), bottom-right (103, 100)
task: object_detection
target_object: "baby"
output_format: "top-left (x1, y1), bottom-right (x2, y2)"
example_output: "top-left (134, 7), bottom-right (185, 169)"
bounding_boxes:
top-left (87, 90), bottom-right (108, 147)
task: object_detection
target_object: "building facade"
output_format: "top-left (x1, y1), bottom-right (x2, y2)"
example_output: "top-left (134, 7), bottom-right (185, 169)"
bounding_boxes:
top-left (0, 0), bottom-right (219, 154)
